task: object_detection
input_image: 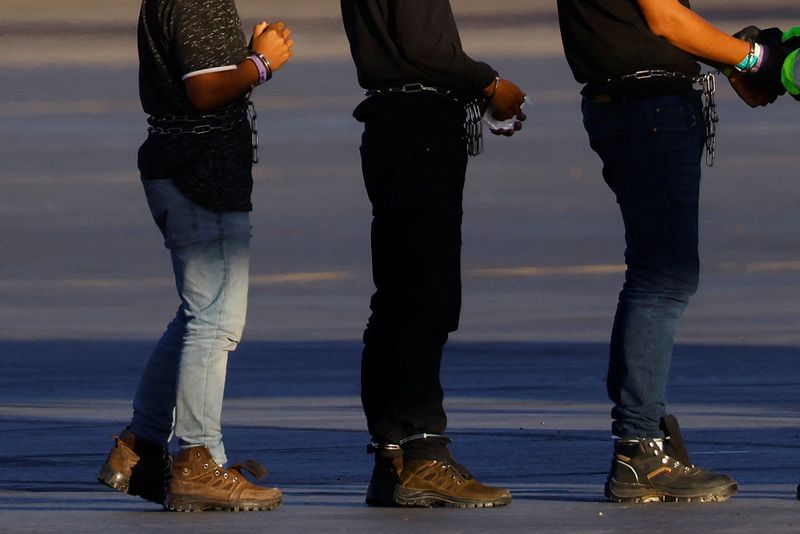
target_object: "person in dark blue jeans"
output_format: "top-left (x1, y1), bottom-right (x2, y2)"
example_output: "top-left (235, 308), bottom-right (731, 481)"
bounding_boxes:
top-left (582, 91), bottom-right (705, 441)
top-left (557, 0), bottom-right (786, 503)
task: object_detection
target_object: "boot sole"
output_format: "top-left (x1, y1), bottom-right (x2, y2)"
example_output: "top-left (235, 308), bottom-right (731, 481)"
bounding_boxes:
top-left (605, 479), bottom-right (738, 504)
top-left (97, 464), bottom-right (165, 505)
top-left (394, 486), bottom-right (512, 509)
top-left (166, 494), bottom-right (282, 512)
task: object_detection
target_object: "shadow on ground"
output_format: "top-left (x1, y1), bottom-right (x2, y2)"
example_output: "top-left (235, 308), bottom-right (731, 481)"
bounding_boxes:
top-left (1, 340), bottom-right (798, 499)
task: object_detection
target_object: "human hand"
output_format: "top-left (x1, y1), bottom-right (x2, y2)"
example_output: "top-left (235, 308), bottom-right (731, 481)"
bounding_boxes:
top-left (251, 21), bottom-right (294, 72)
top-left (728, 70), bottom-right (779, 107)
top-left (728, 26), bottom-right (788, 107)
top-left (483, 78), bottom-right (526, 136)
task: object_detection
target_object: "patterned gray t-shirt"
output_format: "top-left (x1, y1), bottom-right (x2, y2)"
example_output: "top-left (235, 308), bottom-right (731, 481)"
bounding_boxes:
top-left (137, 0), bottom-right (253, 212)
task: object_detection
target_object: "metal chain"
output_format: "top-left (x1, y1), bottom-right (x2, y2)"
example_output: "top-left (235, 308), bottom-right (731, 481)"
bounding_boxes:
top-left (146, 100), bottom-right (259, 164)
top-left (697, 72), bottom-right (718, 167)
top-left (464, 99), bottom-right (483, 157)
top-left (615, 70), bottom-right (719, 167)
top-left (364, 84), bottom-right (484, 157)
top-left (247, 100), bottom-right (259, 164)
top-left (146, 119), bottom-right (245, 136)
top-left (618, 69), bottom-right (695, 82)
top-left (364, 83), bottom-right (453, 99)
top-left (146, 106), bottom-right (247, 133)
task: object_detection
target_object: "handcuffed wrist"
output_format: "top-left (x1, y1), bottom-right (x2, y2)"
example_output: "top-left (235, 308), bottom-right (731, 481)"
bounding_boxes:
top-left (247, 51), bottom-right (273, 85)
top-left (485, 76), bottom-right (500, 101)
top-left (735, 41), bottom-right (762, 72)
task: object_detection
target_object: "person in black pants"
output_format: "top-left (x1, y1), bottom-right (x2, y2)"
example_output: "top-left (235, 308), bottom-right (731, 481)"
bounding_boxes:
top-left (341, 0), bottom-right (526, 508)
top-left (557, 0), bottom-right (786, 504)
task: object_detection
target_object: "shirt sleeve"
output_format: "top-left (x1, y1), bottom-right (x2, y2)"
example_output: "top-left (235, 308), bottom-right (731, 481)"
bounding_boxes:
top-left (391, 0), bottom-right (497, 96)
top-left (170, 0), bottom-right (248, 80)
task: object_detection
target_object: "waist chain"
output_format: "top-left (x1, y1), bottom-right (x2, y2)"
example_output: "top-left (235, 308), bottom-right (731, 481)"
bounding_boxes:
top-left (146, 100), bottom-right (261, 163)
top-left (364, 83), bottom-right (484, 157)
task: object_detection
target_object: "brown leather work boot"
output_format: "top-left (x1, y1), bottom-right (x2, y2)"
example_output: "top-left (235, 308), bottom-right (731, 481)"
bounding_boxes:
top-left (166, 446), bottom-right (282, 512)
top-left (394, 458), bottom-right (512, 508)
top-left (97, 429), bottom-right (170, 505)
top-left (365, 454), bottom-right (403, 507)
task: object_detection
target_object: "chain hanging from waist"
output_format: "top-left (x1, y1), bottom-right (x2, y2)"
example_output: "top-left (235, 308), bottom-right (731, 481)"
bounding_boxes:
top-left (146, 100), bottom-right (260, 163)
top-left (600, 70), bottom-right (719, 167)
top-left (364, 83), bottom-right (484, 157)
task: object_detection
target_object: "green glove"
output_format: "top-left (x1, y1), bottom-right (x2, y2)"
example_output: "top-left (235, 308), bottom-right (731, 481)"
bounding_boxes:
top-left (781, 27), bottom-right (800, 98)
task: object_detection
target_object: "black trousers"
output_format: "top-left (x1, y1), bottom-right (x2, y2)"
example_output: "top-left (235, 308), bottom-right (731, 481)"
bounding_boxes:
top-left (355, 93), bottom-right (468, 459)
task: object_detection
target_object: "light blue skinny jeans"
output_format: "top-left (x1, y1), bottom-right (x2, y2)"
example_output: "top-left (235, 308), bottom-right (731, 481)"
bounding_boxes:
top-left (129, 178), bottom-right (250, 465)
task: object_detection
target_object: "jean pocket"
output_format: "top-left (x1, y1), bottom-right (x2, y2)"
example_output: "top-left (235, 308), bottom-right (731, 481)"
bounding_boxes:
top-left (652, 102), bottom-right (697, 132)
top-left (143, 178), bottom-right (236, 249)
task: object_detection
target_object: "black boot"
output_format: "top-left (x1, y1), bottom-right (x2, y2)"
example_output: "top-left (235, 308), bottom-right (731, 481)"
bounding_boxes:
top-left (365, 443), bottom-right (403, 507)
top-left (605, 416), bottom-right (737, 503)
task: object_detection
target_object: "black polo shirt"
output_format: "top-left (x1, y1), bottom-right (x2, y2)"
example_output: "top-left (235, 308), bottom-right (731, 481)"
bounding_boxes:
top-left (340, 0), bottom-right (497, 97)
top-left (557, 0), bottom-right (700, 91)
top-left (137, 0), bottom-right (253, 213)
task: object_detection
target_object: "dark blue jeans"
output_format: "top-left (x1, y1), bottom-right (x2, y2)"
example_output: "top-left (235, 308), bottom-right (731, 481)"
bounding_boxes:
top-left (582, 90), bottom-right (705, 438)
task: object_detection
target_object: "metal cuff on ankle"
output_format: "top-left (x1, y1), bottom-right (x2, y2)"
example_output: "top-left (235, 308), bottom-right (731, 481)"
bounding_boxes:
top-left (366, 442), bottom-right (402, 457)
top-left (398, 433), bottom-right (452, 446)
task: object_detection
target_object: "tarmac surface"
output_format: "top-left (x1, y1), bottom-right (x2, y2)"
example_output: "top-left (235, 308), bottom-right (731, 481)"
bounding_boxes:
top-left (2, 1), bottom-right (800, 532)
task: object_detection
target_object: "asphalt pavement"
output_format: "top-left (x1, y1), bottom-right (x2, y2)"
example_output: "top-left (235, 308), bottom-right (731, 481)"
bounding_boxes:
top-left (1, 1), bottom-right (800, 532)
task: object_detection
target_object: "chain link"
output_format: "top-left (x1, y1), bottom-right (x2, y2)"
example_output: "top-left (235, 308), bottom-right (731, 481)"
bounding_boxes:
top-left (247, 100), bottom-right (259, 164)
top-left (464, 99), bottom-right (483, 157)
top-left (697, 72), bottom-right (718, 167)
top-left (364, 84), bottom-right (484, 157)
top-left (612, 70), bottom-right (719, 167)
top-left (146, 101), bottom-right (259, 163)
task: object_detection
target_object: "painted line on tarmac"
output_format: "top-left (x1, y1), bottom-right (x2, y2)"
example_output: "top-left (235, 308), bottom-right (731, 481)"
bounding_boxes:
top-left (3, 260), bottom-right (799, 290)
top-left (744, 260), bottom-right (800, 273)
top-left (0, 271), bottom-right (354, 290)
top-left (470, 260), bottom-right (800, 278)
top-left (469, 264), bottom-right (625, 277)
top-left (249, 272), bottom-right (353, 284)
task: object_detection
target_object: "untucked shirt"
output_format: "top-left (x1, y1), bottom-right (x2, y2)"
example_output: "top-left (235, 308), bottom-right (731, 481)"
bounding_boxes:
top-left (340, 0), bottom-right (497, 97)
top-left (557, 0), bottom-right (700, 87)
top-left (137, 0), bottom-right (253, 212)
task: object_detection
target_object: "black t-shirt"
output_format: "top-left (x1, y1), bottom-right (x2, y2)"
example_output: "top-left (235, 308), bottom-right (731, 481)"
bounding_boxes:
top-left (340, 0), bottom-right (497, 98)
top-left (137, 0), bottom-right (253, 212)
top-left (557, 0), bottom-right (700, 89)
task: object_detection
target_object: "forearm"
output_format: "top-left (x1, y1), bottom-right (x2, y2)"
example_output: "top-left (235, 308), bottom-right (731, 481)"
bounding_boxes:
top-left (637, 0), bottom-right (750, 66)
top-left (184, 58), bottom-right (260, 112)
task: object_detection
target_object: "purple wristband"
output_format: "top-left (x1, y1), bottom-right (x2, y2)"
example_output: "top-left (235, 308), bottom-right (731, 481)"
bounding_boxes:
top-left (752, 43), bottom-right (766, 73)
top-left (248, 54), bottom-right (268, 85)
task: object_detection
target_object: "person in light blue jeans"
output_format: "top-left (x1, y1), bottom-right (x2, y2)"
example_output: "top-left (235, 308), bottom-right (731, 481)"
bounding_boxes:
top-left (98, 0), bottom-right (293, 512)
top-left (131, 177), bottom-right (251, 467)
